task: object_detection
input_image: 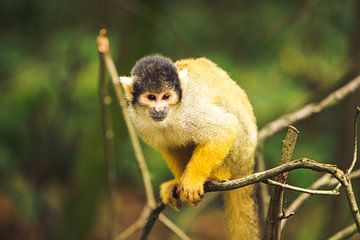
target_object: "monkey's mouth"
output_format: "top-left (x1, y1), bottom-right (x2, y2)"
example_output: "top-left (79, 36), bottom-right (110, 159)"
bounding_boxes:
top-left (149, 109), bottom-right (168, 122)
top-left (150, 113), bottom-right (167, 122)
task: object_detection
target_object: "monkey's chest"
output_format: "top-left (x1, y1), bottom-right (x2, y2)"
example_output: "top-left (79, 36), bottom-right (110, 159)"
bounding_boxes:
top-left (141, 124), bottom-right (189, 149)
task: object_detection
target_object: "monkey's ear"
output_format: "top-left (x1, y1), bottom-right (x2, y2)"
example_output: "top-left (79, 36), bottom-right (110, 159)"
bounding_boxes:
top-left (178, 69), bottom-right (188, 90)
top-left (119, 76), bottom-right (134, 101)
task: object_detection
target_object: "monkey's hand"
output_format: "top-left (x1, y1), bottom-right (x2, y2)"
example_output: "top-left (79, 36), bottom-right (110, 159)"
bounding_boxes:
top-left (178, 174), bottom-right (204, 207)
top-left (160, 179), bottom-right (182, 211)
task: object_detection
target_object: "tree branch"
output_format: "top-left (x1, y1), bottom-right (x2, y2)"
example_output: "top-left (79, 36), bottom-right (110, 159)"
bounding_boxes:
top-left (264, 179), bottom-right (339, 196)
top-left (258, 75), bottom-right (360, 144)
top-left (347, 106), bottom-right (360, 174)
top-left (256, 77), bottom-right (360, 223)
top-left (97, 29), bottom-right (156, 207)
top-left (143, 157), bottom-right (360, 238)
top-left (205, 159), bottom-right (341, 192)
top-left (140, 202), bottom-right (166, 240)
top-left (97, 33), bottom-right (117, 239)
top-left (327, 223), bottom-right (358, 240)
top-left (264, 126), bottom-right (299, 240)
top-left (282, 107), bottom-right (360, 229)
top-left (115, 208), bottom-right (149, 240)
top-left (159, 214), bottom-right (191, 240)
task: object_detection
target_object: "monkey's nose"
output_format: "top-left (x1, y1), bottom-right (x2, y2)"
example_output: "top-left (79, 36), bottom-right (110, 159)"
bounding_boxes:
top-left (155, 105), bottom-right (166, 112)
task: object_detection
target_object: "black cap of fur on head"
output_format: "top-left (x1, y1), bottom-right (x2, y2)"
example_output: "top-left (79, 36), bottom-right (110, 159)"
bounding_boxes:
top-left (131, 55), bottom-right (182, 104)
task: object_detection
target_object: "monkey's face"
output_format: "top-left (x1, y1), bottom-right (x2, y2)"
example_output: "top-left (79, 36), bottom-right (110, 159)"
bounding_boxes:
top-left (119, 55), bottom-right (188, 123)
top-left (138, 89), bottom-right (179, 122)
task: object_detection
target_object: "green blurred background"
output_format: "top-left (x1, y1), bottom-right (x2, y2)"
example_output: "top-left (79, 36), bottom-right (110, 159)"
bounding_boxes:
top-left (1, 0), bottom-right (359, 239)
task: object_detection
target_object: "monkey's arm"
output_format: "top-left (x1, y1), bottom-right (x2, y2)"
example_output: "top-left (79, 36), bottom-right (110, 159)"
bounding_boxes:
top-left (160, 148), bottom-right (190, 209)
top-left (179, 109), bottom-right (239, 205)
top-left (160, 149), bottom-right (187, 180)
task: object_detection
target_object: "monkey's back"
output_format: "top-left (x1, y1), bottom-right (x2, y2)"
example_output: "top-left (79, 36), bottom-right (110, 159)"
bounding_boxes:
top-left (175, 57), bottom-right (257, 175)
top-left (175, 58), bottom-right (260, 239)
top-left (175, 58), bottom-right (256, 125)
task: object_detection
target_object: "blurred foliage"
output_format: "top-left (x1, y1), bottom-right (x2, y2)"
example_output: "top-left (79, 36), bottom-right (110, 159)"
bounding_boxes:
top-left (0, 0), bottom-right (359, 239)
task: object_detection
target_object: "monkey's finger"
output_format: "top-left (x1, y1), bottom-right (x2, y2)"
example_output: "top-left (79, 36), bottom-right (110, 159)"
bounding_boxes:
top-left (180, 187), bottom-right (189, 201)
top-left (172, 186), bottom-right (180, 200)
top-left (169, 198), bottom-right (182, 211)
top-left (198, 189), bottom-right (204, 199)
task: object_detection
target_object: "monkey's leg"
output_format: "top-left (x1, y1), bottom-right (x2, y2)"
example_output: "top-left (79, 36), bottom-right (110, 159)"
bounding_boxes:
top-left (179, 131), bottom-right (237, 206)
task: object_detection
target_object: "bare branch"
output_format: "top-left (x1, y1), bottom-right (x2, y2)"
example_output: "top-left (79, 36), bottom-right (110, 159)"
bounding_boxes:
top-left (256, 78), bottom-right (360, 221)
top-left (140, 202), bottom-right (166, 240)
top-left (159, 214), bottom-right (192, 240)
top-left (329, 169), bottom-right (360, 185)
top-left (264, 126), bottom-right (299, 240)
top-left (255, 146), bottom-right (270, 222)
top-left (281, 173), bottom-right (332, 229)
top-left (283, 107), bottom-right (360, 230)
top-left (282, 169), bottom-right (360, 230)
top-left (341, 177), bottom-right (360, 231)
top-left (264, 179), bottom-right (339, 196)
top-left (144, 158), bottom-right (360, 238)
top-left (205, 158), bottom-right (342, 192)
top-left (327, 223), bottom-right (358, 240)
top-left (97, 29), bottom-right (156, 207)
top-left (115, 208), bottom-right (149, 240)
top-left (97, 29), bottom-right (118, 239)
top-left (347, 106), bottom-right (360, 174)
top-left (258, 75), bottom-right (360, 144)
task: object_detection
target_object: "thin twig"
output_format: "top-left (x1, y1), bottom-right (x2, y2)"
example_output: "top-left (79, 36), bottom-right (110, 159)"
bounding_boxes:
top-left (264, 126), bottom-right (299, 240)
top-left (97, 29), bottom-right (156, 208)
top-left (329, 169), bottom-right (360, 185)
top-left (327, 223), bottom-right (358, 240)
top-left (98, 36), bottom-right (117, 239)
top-left (333, 107), bottom-right (360, 196)
top-left (341, 177), bottom-right (360, 231)
top-left (258, 75), bottom-right (360, 144)
top-left (115, 219), bottom-right (142, 240)
top-left (205, 159), bottom-right (342, 192)
top-left (159, 214), bottom-right (192, 240)
top-left (115, 207), bottom-right (150, 240)
top-left (255, 145), bottom-right (270, 222)
top-left (264, 179), bottom-right (339, 196)
top-left (172, 193), bottom-right (220, 237)
top-left (140, 202), bottom-right (166, 240)
top-left (256, 77), bottom-right (360, 222)
top-left (281, 173), bottom-right (332, 229)
top-left (282, 169), bottom-right (360, 229)
top-left (347, 106), bottom-right (360, 174)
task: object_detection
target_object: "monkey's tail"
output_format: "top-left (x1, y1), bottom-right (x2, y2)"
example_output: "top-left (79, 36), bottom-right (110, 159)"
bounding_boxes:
top-left (224, 178), bottom-right (260, 240)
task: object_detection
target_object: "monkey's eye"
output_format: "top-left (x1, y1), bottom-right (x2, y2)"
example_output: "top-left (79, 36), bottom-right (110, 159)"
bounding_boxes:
top-left (147, 94), bottom-right (156, 101)
top-left (162, 93), bottom-right (170, 100)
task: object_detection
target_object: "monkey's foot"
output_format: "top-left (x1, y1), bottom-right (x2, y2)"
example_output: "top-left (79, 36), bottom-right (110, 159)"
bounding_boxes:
top-left (178, 176), bottom-right (204, 207)
top-left (160, 179), bottom-right (181, 211)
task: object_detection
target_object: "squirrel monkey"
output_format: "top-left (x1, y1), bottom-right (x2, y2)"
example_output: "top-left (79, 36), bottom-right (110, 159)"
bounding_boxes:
top-left (120, 55), bottom-right (260, 239)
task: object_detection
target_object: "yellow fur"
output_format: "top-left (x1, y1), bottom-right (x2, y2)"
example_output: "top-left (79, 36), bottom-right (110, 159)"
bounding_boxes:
top-left (123, 57), bottom-right (260, 239)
